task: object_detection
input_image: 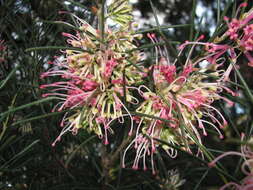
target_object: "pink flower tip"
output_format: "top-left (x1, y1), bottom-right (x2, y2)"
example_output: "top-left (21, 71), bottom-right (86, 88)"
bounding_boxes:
top-left (39, 85), bottom-right (45, 89)
top-left (228, 101), bottom-right (235, 107)
top-left (224, 16), bottom-right (229, 21)
top-left (198, 34), bottom-right (205, 40)
top-left (248, 62), bottom-right (253, 67)
top-left (58, 10), bottom-right (68, 14)
top-left (40, 74), bottom-right (46, 79)
top-left (57, 108), bottom-right (63, 112)
top-left (208, 162), bottom-right (216, 168)
top-left (42, 94), bottom-right (48, 97)
top-left (142, 72), bottom-right (148, 77)
top-left (62, 32), bottom-right (70, 37)
top-left (178, 41), bottom-right (188, 50)
top-left (240, 2), bottom-right (247, 7)
top-left (147, 33), bottom-right (155, 39)
top-left (132, 165), bottom-right (138, 170)
top-left (219, 135), bottom-right (224, 139)
top-left (104, 139), bottom-right (109, 145)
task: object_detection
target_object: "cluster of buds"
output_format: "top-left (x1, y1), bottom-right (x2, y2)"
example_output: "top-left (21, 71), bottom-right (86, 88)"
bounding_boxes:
top-left (209, 133), bottom-right (253, 190)
top-left (122, 33), bottom-right (235, 173)
top-left (217, 2), bottom-right (253, 67)
top-left (159, 169), bottom-right (186, 189)
top-left (179, 3), bottom-right (253, 83)
top-left (40, 1), bottom-right (145, 146)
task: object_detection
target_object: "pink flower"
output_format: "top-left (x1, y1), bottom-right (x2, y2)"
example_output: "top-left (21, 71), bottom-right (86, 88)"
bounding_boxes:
top-left (223, 3), bottom-right (253, 67)
top-left (103, 58), bottom-right (118, 78)
top-left (178, 90), bottom-right (206, 109)
top-left (224, 17), bottom-right (240, 40)
top-left (40, 12), bottom-right (146, 147)
top-left (223, 2), bottom-right (251, 40)
top-left (205, 43), bottom-right (230, 64)
top-left (244, 52), bottom-right (253, 67)
top-left (180, 64), bottom-right (194, 78)
top-left (122, 33), bottom-right (235, 172)
top-left (82, 80), bottom-right (98, 91)
top-left (159, 64), bottom-right (176, 83)
top-left (239, 24), bottom-right (253, 66)
top-left (179, 40), bottom-right (231, 65)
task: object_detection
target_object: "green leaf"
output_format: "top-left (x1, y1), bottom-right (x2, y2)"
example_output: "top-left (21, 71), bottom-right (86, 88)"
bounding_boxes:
top-left (107, 0), bottom-right (133, 27)
top-left (189, 0), bottom-right (196, 41)
top-left (11, 110), bottom-right (67, 127)
top-left (0, 97), bottom-right (56, 121)
top-left (0, 66), bottom-right (19, 90)
top-left (42, 20), bottom-right (83, 32)
top-left (25, 46), bottom-right (92, 53)
top-left (149, 0), bottom-right (181, 63)
top-left (135, 24), bottom-right (191, 34)
top-left (126, 41), bottom-right (180, 53)
top-left (131, 111), bottom-right (174, 124)
top-left (0, 140), bottom-right (40, 169)
top-left (193, 169), bottom-right (210, 190)
top-left (231, 61), bottom-right (253, 104)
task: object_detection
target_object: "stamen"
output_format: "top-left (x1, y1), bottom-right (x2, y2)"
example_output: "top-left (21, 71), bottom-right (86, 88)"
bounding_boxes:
top-left (208, 151), bottom-right (246, 167)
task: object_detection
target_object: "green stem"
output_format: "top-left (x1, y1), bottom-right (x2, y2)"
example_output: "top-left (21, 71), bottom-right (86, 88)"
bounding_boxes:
top-left (25, 46), bottom-right (92, 53)
top-left (232, 61), bottom-right (253, 104)
top-left (131, 111), bottom-right (173, 124)
top-left (135, 24), bottom-right (191, 34)
top-left (0, 97), bottom-right (56, 121)
top-left (99, 0), bottom-right (106, 44)
top-left (149, 0), bottom-right (181, 64)
top-left (126, 41), bottom-right (179, 53)
top-left (0, 66), bottom-right (19, 90)
top-left (189, 0), bottom-right (196, 41)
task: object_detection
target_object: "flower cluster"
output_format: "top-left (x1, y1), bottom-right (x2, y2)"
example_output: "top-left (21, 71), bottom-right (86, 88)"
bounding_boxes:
top-left (179, 3), bottom-right (253, 81)
top-left (40, 1), bottom-right (145, 146)
top-left (218, 2), bottom-right (253, 67)
top-left (40, 0), bottom-right (250, 176)
top-left (224, 3), bottom-right (253, 67)
top-left (122, 33), bottom-right (235, 173)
